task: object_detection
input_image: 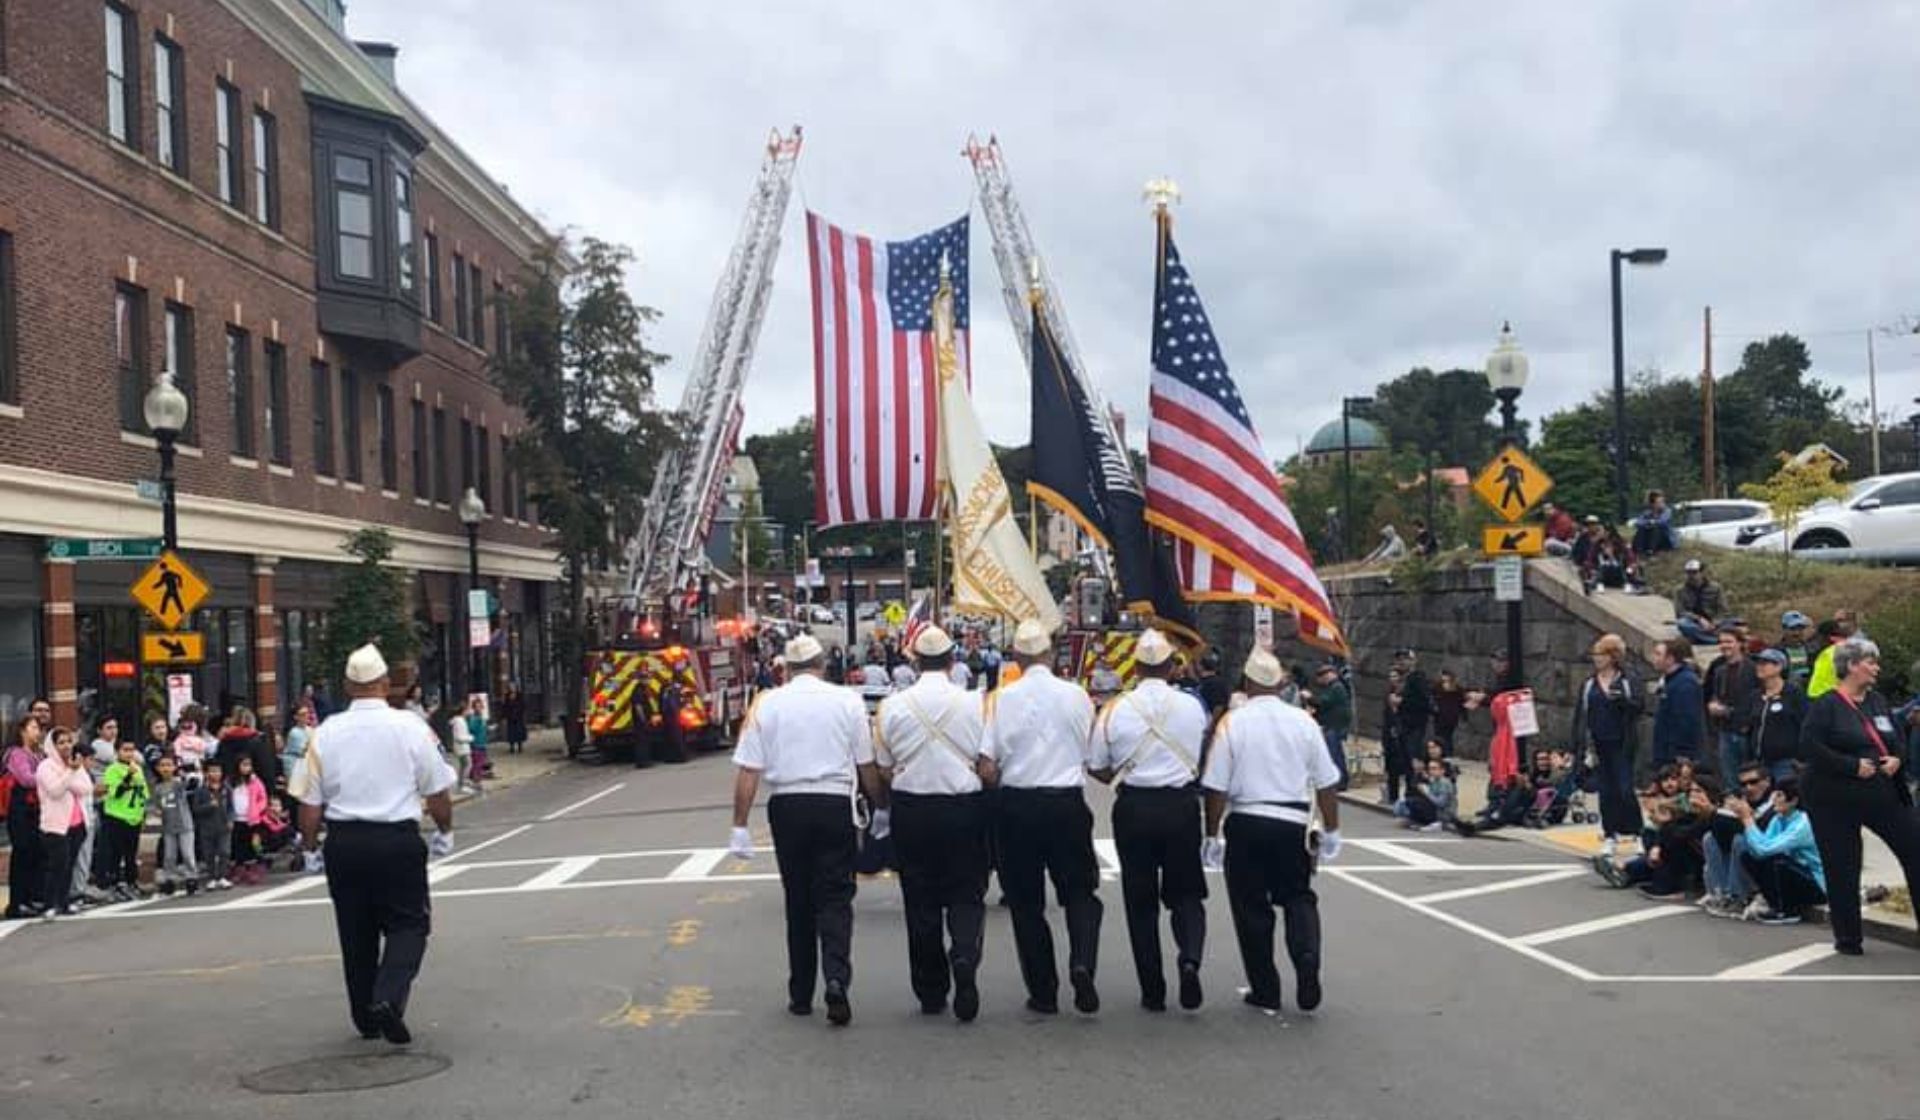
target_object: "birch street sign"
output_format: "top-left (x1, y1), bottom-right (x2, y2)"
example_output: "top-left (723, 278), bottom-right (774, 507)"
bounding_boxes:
top-left (46, 537), bottom-right (164, 561)
top-left (1472, 446), bottom-right (1554, 523)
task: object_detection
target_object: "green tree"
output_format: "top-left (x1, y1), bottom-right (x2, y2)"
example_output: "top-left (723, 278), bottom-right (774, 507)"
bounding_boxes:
top-left (1739, 454), bottom-right (1849, 575)
top-left (743, 417), bottom-right (815, 544)
top-left (319, 528), bottom-right (419, 692)
top-left (491, 235), bottom-right (675, 721)
top-left (735, 489), bottom-right (776, 570)
top-left (1370, 366), bottom-right (1504, 467)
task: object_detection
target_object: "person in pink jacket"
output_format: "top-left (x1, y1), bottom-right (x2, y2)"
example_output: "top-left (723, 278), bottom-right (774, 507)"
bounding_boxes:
top-left (36, 726), bottom-right (93, 919)
top-left (229, 754), bottom-right (271, 885)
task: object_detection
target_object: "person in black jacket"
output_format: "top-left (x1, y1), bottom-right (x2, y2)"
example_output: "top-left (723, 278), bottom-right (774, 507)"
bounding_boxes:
top-left (1651, 639), bottom-right (1705, 767)
top-left (1572, 634), bottom-right (1643, 856)
top-left (1704, 624), bottom-right (1759, 781)
top-left (1797, 639), bottom-right (1920, 954)
top-left (1393, 648), bottom-right (1432, 765)
top-left (1749, 648), bottom-right (1807, 782)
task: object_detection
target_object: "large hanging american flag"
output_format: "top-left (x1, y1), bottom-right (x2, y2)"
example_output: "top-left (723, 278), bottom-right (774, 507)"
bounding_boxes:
top-left (807, 212), bottom-right (968, 526)
top-left (1144, 226), bottom-right (1346, 653)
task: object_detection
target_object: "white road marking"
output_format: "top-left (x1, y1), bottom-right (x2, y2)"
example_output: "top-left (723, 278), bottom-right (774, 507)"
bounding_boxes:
top-left (1601, 973), bottom-right (1920, 984)
top-left (428, 864), bottom-right (472, 885)
top-left (438, 823), bottom-right (531, 865)
top-left (214, 876), bottom-right (325, 910)
top-left (1093, 838), bottom-right (1121, 875)
top-left (1339, 863), bottom-right (1574, 874)
top-left (667, 850), bottom-right (731, 881)
top-left (0, 918), bottom-right (27, 941)
top-left (1346, 839), bottom-right (1454, 869)
top-left (1324, 867), bottom-right (1601, 982)
top-left (1715, 942), bottom-right (1837, 980)
top-left (519, 856), bottom-right (600, 891)
top-left (541, 782), bottom-right (627, 822)
top-left (1513, 905), bottom-right (1693, 947)
top-left (1409, 869), bottom-right (1587, 905)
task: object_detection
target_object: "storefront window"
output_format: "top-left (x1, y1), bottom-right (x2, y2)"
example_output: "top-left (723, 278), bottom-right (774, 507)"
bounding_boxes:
top-left (74, 606), bottom-right (141, 738)
top-left (0, 606), bottom-right (43, 725)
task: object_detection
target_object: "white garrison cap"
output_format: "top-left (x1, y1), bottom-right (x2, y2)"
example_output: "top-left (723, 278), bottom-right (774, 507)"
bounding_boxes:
top-left (783, 633), bottom-right (825, 664)
top-left (1134, 629), bottom-right (1175, 667)
top-left (1243, 648), bottom-right (1284, 688)
top-left (1012, 619), bottom-right (1053, 656)
top-left (912, 625), bottom-right (956, 658)
top-left (345, 643), bottom-right (389, 684)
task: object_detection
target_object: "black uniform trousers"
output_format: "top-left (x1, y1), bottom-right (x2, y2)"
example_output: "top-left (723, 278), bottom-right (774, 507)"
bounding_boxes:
top-left (1111, 784), bottom-right (1207, 1002)
top-left (1804, 776), bottom-right (1920, 949)
top-left (891, 789), bottom-right (989, 1007)
top-left (5, 787), bottom-right (45, 915)
top-left (1223, 813), bottom-right (1320, 1008)
top-left (767, 793), bottom-right (859, 1006)
top-left (997, 786), bottom-right (1103, 1005)
top-left (323, 820), bottom-right (432, 1031)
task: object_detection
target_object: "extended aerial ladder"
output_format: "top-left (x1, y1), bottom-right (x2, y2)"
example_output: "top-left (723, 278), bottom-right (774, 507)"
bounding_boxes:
top-left (622, 127), bottom-right (803, 614)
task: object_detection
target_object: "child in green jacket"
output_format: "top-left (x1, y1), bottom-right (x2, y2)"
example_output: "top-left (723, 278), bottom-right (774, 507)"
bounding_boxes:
top-left (99, 741), bottom-right (149, 898)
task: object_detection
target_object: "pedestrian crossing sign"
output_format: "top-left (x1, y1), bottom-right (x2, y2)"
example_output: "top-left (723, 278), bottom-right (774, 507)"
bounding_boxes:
top-left (131, 550), bottom-right (210, 631)
top-left (1472, 447), bottom-right (1554, 523)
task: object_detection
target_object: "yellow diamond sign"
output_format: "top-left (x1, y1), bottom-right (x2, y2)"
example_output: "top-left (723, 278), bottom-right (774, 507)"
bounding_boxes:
top-left (131, 550), bottom-right (210, 631)
top-left (1473, 447), bottom-right (1554, 523)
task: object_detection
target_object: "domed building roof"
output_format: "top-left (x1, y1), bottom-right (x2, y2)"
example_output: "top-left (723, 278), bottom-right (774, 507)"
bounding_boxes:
top-left (1305, 416), bottom-right (1386, 455)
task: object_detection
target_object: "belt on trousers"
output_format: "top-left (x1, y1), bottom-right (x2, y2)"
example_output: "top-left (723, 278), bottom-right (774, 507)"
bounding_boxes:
top-left (323, 819), bottom-right (420, 833)
top-left (1116, 783), bottom-right (1197, 798)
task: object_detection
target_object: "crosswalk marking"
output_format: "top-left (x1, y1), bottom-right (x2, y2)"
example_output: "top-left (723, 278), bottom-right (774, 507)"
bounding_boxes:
top-left (1513, 905), bottom-right (1693, 946)
top-left (668, 850), bottom-right (731, 881)
top-left (1409, 869), bottom-right (1586, 905)
top-left (518, 856), bottom-right (600, 891)
top-left (1715, 943), bottom-right (1837, 980)
top-left (1346, 839), bottom-right (1453, 869)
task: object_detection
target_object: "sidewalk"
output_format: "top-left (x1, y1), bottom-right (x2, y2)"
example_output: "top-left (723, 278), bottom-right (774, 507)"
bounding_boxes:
top-left (1338, 735), bottom-right (1915, 945)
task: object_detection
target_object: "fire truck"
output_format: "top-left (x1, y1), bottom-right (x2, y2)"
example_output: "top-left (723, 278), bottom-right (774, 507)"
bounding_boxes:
top-left (579, 608), bottom-right (751, 765)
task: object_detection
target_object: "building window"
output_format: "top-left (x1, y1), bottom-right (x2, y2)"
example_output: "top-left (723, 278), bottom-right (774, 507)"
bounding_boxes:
top-left (423, 233), bottom-right (441, 323)
top-left (153, 36), bottom-right (185, 174)
top-left (163, 301), bottom-right (196, 443)
top-left (252, 110), bottom-right (279, 228)
top-left (341, 367), bottom-right (362, 483)
top-left (333, 154), bottom-right (375, 280)
top-left (477, 425), bottom-right (492, 512)
top-left (459, 417), bottom-right (474, 494)
top-left (0, 231), bottom-right (16, 406)
top-left (376, 384), bottom-right (397, 491)
top-left (493, 281), bottom-right (508, 358)
top-left (469, 263), bottom-right (486, 349)
top-left (115, 282), bottom-right (148, 431)
top-left (410, 398), bottom-right (428, 498)
top-left (499, 432), bottom-right (513, 518)
top-left (214, 80), bottom-right (243, 209)
top-left (451, 252), bottom-right (468, 341)
top-left (431, 406), bottom-right (449, 503)
top-left (264, 340), bottom-right (289, 466)
top-left (104, 4), bottom-right (139, 149)
top-left (226, 327), bottom-right (253, 458)
top-left (394, 171), bottom-right (416, 296)
top-left (310, 361), bottom-right (334, 476)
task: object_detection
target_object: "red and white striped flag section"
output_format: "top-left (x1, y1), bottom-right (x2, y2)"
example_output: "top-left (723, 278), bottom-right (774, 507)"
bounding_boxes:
top-left (1144, 224), bottom-right (1347, 654)
top-left (807, 211), bottom-right (969, 527)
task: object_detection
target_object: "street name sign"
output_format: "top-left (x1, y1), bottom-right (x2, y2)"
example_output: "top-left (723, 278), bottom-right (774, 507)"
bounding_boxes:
top-left (1472, 447), bottom-right (1554, 523)
top-left (131, 550), bottom-right (211, 630)
top-left (47, 537), bottom-right (164, 561)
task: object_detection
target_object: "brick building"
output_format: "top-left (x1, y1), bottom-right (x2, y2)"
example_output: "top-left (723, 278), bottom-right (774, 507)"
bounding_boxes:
top-left (0, 0), bottom-right (564, 733)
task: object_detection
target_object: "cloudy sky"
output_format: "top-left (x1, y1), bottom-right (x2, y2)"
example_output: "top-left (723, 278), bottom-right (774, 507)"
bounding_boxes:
top-left (351, 0), bottom-right (1920, 462)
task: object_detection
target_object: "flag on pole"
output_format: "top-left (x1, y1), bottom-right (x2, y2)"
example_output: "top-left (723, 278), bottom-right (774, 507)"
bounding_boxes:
top-left (807, 211), bottom-right (967, 527)
top-left (1144, 224), bottom-right (1346, 653)
top-left (902, 593), bottom-right (933, 651)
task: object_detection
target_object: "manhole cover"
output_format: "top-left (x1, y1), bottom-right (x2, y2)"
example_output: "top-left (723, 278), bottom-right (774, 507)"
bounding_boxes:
top-left (241, 1052), bottom-right (451, 1095)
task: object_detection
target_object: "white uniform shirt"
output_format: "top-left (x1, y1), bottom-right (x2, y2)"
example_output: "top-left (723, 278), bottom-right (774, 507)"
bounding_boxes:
top-left (732, 673), bottom-right (874, 795)
top-left (982, 666), bottom-right (1095, 789)
top-left (1200, 695), bottom-right (1341, 824)
top-left (1091, 678), bottom-right (1208, 788)
top-left (876, 673), bottom-right (985, 795)
top-left (948, 661), bottom-right (974, 690)
top-left (296, 699), bottom-right (457, 823)
top-left (891, 664), bottom-right (917, 689)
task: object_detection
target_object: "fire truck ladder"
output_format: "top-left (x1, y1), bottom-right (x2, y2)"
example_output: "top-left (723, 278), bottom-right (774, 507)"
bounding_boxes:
top-left (623, 127), bottom-right (803, 607)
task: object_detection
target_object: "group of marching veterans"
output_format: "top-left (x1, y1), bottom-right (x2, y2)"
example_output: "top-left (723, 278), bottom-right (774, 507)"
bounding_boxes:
top-left (727, 620), bottom-right (1341, 1026)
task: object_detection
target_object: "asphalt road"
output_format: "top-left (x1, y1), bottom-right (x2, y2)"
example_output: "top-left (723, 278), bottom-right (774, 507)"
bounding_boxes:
top-left (4, 755), bottom-right (1917, 1120)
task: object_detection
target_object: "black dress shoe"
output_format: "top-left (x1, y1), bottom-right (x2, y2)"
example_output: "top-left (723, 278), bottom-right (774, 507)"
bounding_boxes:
top-left (1242, 992), bottom-right (1281, 1014)
top-left (919, 999), bottom-right (948, 1015)
top-left (1140, 994), bottom-right (1167, 1013)
top-left (788, 1000), bottom-right (813, 1016)
top-left (824, 980), bottom-right (851, 1026)
top-left (1296, 973), bottom-right (1323, 1012)
top-left (1069, 967), bottom-right (1100, 1015)
top-left (365, 1001), bottom-right (412, 1045)
top-left (952, 964), bottom-right (980, 1023)
top-left (1834, 942), bottom-right (1865, 957)
top-left (1177, 962), bottom-right (1203, 1011)
top-left (1024, 997), bottom-right (1059, 1015)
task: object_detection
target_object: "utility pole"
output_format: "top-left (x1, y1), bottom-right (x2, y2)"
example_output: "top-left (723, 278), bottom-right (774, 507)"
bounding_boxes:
top-left (1867, 329), bottom-right (1882, 476)
top-left (1702, 306), bottom-right (1716, 497)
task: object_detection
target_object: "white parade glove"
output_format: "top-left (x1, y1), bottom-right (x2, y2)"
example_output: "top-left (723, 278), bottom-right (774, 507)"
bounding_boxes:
top-left (1316, 829), bottom-right (1343, 864)
top-left (1201, 836), bottom-right (1226, 871)
top-left (429, 830), bottom-right (455, 859)
top-left (728, 826), bottom-right (755, 859)
top-left (301, 849), bottom-right (326, 874)
top-left (869, 808), bottom-right (892, 841)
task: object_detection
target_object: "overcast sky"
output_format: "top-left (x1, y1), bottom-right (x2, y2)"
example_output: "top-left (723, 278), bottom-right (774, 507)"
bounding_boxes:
top-left (351, 0), bottom-right (1920, 463)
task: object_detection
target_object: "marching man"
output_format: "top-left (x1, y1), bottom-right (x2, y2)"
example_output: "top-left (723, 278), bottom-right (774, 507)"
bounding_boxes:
top-left (1090, 629), bottom-right (1210, 1012)
top-left (874, 625), bottom-right (994, 1022)
top-left (981, 619), bottom-right (1103, 1015)
top-left (1201, 647), bottom-right (1343, 1015)
top-left (729, 633), bottom-right (885, 1026)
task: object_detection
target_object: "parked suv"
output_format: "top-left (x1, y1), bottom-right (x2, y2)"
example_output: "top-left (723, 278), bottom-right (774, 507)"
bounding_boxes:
top-left (1744, 472), bottom-right (1920, 552)
top-left (1672, 499), bottom-right (1772, 548)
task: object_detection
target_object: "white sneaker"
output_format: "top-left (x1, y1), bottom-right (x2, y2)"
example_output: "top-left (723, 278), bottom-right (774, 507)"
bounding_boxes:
top-left (1420, 821), bottom-right (1445, 832)
top-left (216, 878), bottom-right (233, 890)
top-left (1601, 836), bottom-right (1618, 859)
top-left (1740, 896), bottom-right (1769, 922)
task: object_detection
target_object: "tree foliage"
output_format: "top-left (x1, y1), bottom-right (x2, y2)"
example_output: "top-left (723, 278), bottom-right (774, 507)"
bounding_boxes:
top-left (319, 528), bottom-right (418, 692)
top-left (1739, 454), bottom-right (1849, 575)
top-left (1370, 367), bottom-right (1505, 466)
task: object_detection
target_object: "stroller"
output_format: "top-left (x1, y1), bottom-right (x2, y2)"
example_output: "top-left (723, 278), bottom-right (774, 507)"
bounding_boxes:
top-left (1524, 765), bottom-right (1582, 829)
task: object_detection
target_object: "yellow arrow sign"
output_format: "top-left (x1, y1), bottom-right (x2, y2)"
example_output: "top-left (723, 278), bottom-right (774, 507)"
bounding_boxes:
top-left (1482, 525), bottom-right (1546, 557)
top-left (141, 631), bottom-right (206, 665)
top-left (131, 550), bottom-right (210, 631)
top-left (1473, 446), bottom-right (1555, 523)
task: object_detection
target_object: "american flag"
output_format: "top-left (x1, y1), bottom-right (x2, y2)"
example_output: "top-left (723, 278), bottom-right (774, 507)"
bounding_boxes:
top-left (1144, 230), bottom-right (1346, 653)
top-left (902, 593), bottom-right (933, 651)
top-left (807, 212), bottom-right (968, 526)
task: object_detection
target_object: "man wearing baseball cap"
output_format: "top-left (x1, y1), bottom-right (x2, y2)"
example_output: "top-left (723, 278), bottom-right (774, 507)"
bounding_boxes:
top-left (1202, 648), bottom-right (1343, 1014)
top-left (1752, 646), bottom-right (1809, 782)
top-left (874, 625), bottom-right (994, 1022)
top-left (296, 643), bottom-right (457, 1045)
top-left (1089, 628), bottom-right (1210, 1012)
top-left (729, 632), bottom-right (886, 1026)
top-left (981, 619), bottom-right (1103, 1015)
top-left (1672, 558), bottom-right (1727, 645)
top-left (1778, 611), bottom-right (1817, 688)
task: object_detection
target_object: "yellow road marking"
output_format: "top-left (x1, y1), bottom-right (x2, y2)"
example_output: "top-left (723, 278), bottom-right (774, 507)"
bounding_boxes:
top-left (667, 919), bottom-right (702, 947)
top-left (517, 928), bottom-right (653, 944)
top-left (696, 890), bottom-right (750, 905)
top-left (599, 985), bottom-right (738, 1029)
top-left (54, 953), bottom-right (338, 983)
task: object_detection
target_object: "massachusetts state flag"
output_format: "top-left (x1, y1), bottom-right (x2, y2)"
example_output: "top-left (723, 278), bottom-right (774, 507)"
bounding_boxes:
top-left (807, 212), bottom-right (968, 527)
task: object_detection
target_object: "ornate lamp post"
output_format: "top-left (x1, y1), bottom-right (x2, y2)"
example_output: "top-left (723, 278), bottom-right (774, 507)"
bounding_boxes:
top-left (457, 486), bottom-right (488, 704)
top-left (1486, 323), bottom-right (1530, 691)
top-left (143, 375), bottom-right (190, 551)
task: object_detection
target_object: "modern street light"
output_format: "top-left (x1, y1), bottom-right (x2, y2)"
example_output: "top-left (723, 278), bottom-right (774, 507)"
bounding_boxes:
top-left (1340, 395), bottom-right (1374, 561)
top-left (1609, 246), bottom-right (1668, 523)
top-left (143, 375), bottom-right (190, 552)
top-left (457, 486), bottom-right (488, 705)
top-left (1486, 322), bottom-right (1530, 692)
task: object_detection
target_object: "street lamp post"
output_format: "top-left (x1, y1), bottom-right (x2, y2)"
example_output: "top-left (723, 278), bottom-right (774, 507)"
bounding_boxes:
top-left (143, 375), bottom-right (190, 552)
top-left (1609, 247), bottom-right (1668, 524)
top-left (1486, 323), bottom-right (1530, 692)
top-left (457, 487), bottom-right (488, 706)
top-left (1340, 395), bottom-right (1373, 561)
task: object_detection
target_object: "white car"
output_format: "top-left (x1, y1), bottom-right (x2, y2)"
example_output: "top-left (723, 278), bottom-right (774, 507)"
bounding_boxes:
top-left (802, 604), bottom-right (836, 625)
top-left (1744, 472), bottom-right (1920, 552)
top-left (1672, 499), bottom-right (1773, 548)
